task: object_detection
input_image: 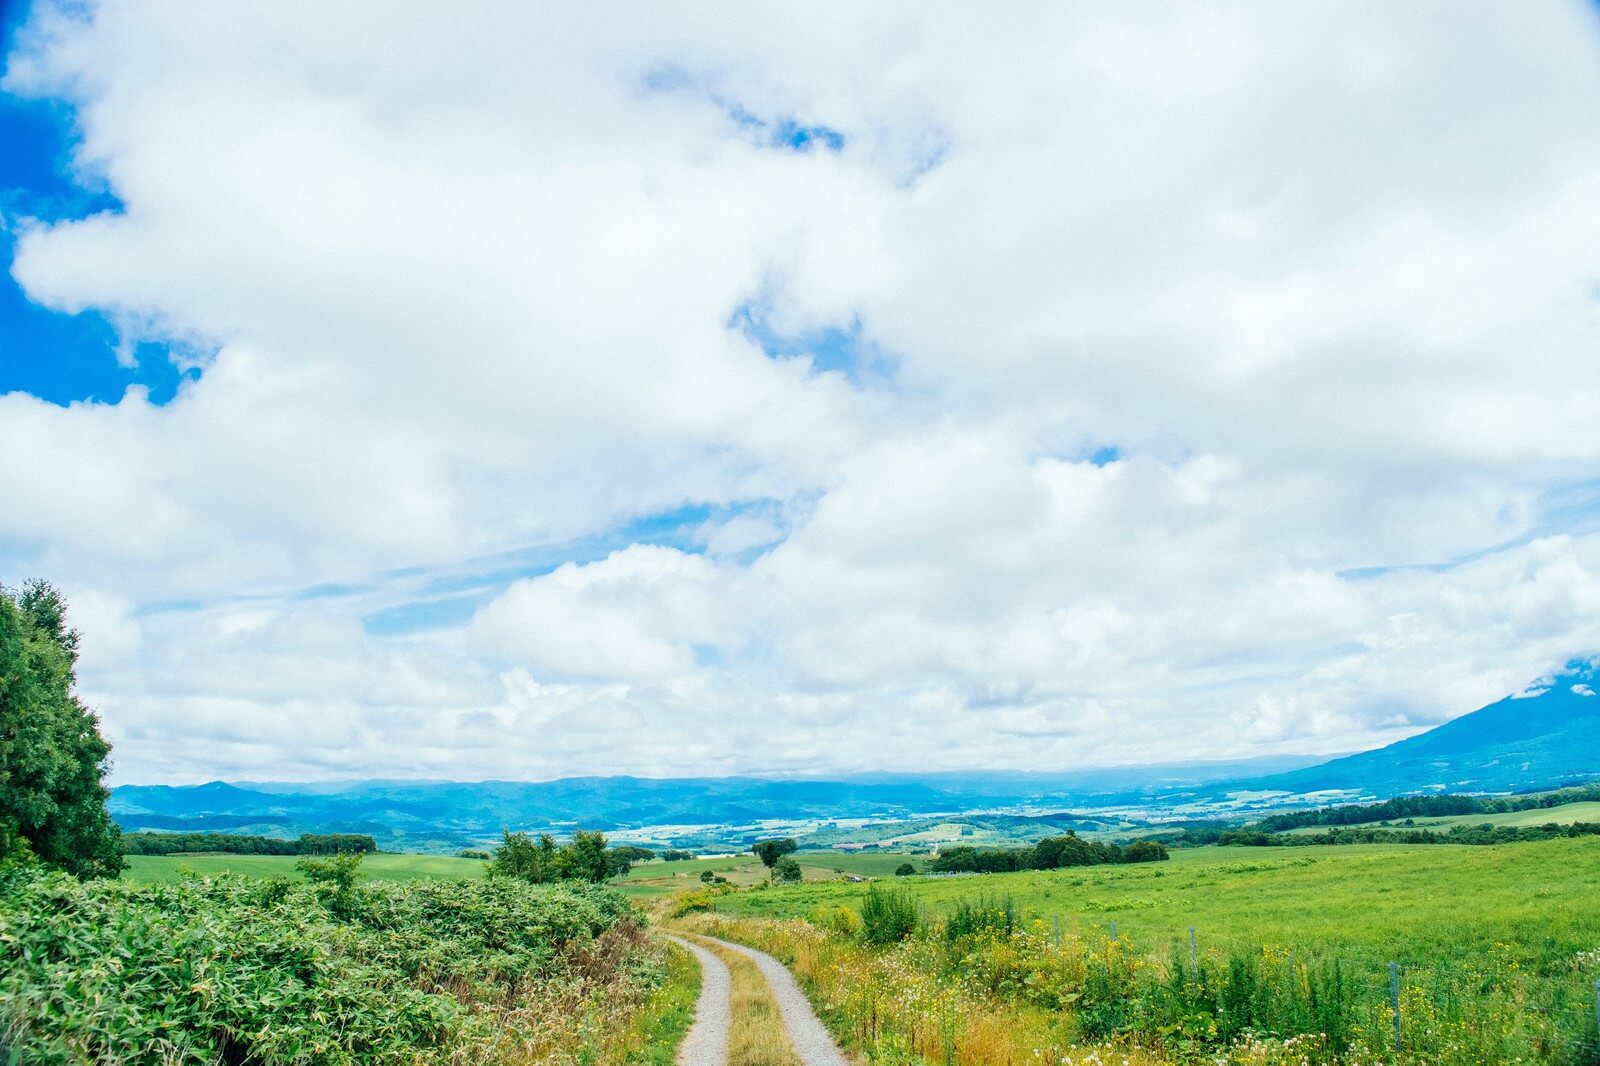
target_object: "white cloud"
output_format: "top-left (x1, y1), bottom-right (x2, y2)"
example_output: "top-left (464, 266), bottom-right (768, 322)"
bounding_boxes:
top-left (2, 2), bottom-right (1599, 782)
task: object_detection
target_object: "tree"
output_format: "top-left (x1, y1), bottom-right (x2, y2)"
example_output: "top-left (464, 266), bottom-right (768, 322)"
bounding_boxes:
top-left (490, 828), bottom-right (613, 883)
top-left (772, 855), bottom-right (802, 882)
top-left (0, 581), bottom-right (122, 878)
top-left (894, 862), bottom-right (916, 876)
top-left (753, 837), bottom-right (797, 868)
top-left (490, 829), bottom-right (559, 881)
top-left (563, 830), bottom-right (612, 882)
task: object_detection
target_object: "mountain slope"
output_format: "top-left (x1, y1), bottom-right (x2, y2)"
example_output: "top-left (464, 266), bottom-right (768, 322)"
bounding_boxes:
top-left (1243, 661), bottom-right (1600, 797)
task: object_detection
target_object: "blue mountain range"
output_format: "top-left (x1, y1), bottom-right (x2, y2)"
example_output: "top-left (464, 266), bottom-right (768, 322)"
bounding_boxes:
top-left (110, 661), bottom-right (1600, 847)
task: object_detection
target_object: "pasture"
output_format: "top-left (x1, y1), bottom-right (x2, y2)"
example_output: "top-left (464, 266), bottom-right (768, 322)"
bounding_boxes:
top-left (617, 850), bottom-right (916, 897)
top-left (122, 851), bottom-right (490, 883)
top-left (715, 838), bottom-right (1600, 968)
top-left (123, 848), bottom-right (915, 892)
top-left (684, 836), bottom-right (1600, 1063)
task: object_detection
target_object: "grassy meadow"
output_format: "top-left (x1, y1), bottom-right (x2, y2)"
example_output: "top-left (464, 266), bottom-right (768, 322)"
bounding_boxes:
top-left (718, 839), bottom-right (1600, 966)
top-left (122, 851), bottom-right (492, 883)
top-left (123, 847), bottom-right (917, 894)
top-left (614, 850), bottom-right (918, 896)
top-left (676, 837), bottom-right (1600, 1063)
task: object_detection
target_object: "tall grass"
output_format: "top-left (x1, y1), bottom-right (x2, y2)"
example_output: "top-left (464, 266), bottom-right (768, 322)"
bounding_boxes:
top-left (676, 906), bottom-right (1600, 1064)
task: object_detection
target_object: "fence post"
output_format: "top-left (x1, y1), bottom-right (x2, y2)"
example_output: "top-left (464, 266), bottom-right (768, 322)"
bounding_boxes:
top-left (1389, 962), bottom-right (1402, 1052)
top-left (1189, 926), bottom-right (1198, 974)
top-left (1109, 920), bottom-right (1117, 942)
top-left (1053, 913), bottom-right (1060, 947)
top-left (1594, 978), bottom-right (1599, 1044)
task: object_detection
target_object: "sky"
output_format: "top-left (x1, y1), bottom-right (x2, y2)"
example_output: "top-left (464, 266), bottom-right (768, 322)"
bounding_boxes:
top-left (2, 2), bottom-right (1600, 785)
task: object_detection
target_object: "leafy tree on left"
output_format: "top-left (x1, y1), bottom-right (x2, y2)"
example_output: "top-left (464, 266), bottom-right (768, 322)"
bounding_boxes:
top-left (0, 580), bottom-right (123, 878)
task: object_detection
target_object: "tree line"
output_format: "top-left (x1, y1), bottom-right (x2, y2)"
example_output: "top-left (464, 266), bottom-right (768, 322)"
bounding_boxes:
top-left (929, 833), bottom-right (1168, 873)
top-left (1217, 820), bottom-right (1600, 848)
top-left (1249, 783), bottom-right (1600, 833)
top-left (121, 831), bottom-right (378, 856)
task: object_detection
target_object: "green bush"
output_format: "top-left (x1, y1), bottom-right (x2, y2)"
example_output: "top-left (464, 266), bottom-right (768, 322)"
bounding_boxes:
top-left (944, 893), bottom-right (1016, 942)
top-left (858, 884), bottom-right (920, 944)
top-left (0, 863), bottom-right (636, 1064)
top-left (772, 856), bottom-right (802, 883)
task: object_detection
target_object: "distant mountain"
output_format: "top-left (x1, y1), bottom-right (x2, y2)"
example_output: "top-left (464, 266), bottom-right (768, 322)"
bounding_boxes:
top-left (110, 664), bottom-right (1600, 853)
top-left (108, 754), bottom-right (1325, 851)
top-left (1239, 660), bottom-right (1600, 798)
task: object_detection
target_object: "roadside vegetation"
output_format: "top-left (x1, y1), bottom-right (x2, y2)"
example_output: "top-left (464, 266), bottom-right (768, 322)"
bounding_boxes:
top-left (0, 583), bottom-right (688, 1064)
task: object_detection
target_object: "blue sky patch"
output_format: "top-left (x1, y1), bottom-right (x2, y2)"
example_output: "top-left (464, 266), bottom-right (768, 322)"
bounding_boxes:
top-left (0, 60), bottom-right (196, 406)
top-left (1089, 445), bottom-right (1121, 466)
top-left (641, 64), bottom-right (844, 155)
top-left (730, 301), bottom-right (896, 387)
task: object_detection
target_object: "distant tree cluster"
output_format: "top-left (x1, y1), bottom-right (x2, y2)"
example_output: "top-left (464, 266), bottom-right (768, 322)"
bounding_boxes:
top-left (489, 829), bottom-right (646, 882)
top-left (1221, 822), bottom-right (1600, 848)
top-left (657, 848), bottom-right (697, 862)
top-left (0, 581), bottom-right (122, 879)
top-left (122, 832), bottom-right (377, 856)
top-left (608, 844), bottom-right (655, 869)
top-left (929, 833), bottom-right (1168, 873)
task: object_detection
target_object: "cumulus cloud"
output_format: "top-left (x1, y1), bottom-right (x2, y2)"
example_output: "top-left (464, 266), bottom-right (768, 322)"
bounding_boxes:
top-left (2, 2), bottom-right (1599, 782)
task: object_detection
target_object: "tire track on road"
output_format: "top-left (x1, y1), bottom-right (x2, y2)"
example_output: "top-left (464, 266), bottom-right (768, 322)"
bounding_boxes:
top-left (664, 935), bottom-right (732, 1065)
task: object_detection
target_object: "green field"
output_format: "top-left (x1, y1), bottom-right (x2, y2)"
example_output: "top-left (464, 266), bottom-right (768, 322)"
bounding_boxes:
top-left (1283, 798), bottom-right (1600, 834)
top-left (123, 848), bottom-right (915, 893)
top-left (716, 838), bottom-right (1600, 969)
top-left (123, 852), bottom-right (490, 883)
top-left (615, 850), bottom-right (918, 897)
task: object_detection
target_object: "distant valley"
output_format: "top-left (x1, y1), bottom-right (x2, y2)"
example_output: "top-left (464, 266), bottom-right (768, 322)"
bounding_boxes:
top-left (112, 662), bottom-right (1600, 853)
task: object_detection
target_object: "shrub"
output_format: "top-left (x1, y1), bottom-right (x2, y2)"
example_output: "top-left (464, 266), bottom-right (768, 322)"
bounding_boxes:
top-left (894, 862), bottom-right (916, 876)
top-left (0, 864), bottom-right (638, 1063)
top-left (944, 893), bottom-right (1016, 942)
top-left (858, 884), bottom-right (920, 944)
top-left (772, 856), bottom-right (803, 883)
top-left (808, 904), bottom-right (863, 937)
top-left (672, 889), bottom-right (718, 917)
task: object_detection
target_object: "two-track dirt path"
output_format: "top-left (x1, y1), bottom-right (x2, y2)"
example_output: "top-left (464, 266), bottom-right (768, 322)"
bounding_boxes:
top-left (665, 932), bottom-right (849, 1066)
